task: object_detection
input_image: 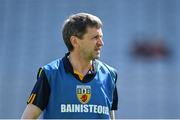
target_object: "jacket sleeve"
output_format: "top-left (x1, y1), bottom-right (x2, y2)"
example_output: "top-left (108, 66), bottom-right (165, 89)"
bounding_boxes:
top-left (27, 68), bottom-right (50, 111)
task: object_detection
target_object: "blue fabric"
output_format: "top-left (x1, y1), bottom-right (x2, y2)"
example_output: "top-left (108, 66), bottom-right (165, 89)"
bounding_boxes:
top-left (42, 58), bottom-right (117, 119)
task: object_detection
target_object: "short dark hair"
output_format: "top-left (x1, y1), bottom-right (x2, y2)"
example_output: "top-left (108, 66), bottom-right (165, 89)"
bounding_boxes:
top-left (62, 13), bottom-right (102, 51)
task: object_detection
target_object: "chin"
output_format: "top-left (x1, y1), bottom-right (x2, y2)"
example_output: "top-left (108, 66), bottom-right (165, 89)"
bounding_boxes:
top-left (93, 54), bottom-right (101, 59)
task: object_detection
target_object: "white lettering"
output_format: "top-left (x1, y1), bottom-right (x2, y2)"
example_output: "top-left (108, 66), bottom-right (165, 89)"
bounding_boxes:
top-left (97, 105), bottom-right (103, 114)
top-left (71, 104), bottom-right (74, 112)
top-left (105, 107), bottom-right (109, 115)
top-left (66, 104), bottom-right (72, 112)
top-left (83, 104), bottom-right (88, 112)
top-left (74, 104), bottom-right (80, 112)
top-left (61, 104), bottom-right (66, 112)
top-left (80, 104), bottom-right (84, 112)
top-left (60, 104), bottom-right (109, 115)
top-left (93, 105), bottom-right (98, 113)
top-left (88, 104), bottom-right (93, 112)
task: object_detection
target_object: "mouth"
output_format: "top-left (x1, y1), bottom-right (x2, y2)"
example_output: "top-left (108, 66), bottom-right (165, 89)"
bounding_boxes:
top-left (94, 48), bottom-right (101, 54)
top-left (95, 48), bottom-right (101, 51)
top-left (95, 47), bottom-right (101, 51)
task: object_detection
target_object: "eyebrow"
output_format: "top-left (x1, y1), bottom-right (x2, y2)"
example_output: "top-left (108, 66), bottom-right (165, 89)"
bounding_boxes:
top-left (91, 34), bottom-right (103, 39)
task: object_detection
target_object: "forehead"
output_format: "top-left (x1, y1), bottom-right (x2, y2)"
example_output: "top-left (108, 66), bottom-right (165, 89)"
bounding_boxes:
top-left (85, 27), bottom-right (103, 36)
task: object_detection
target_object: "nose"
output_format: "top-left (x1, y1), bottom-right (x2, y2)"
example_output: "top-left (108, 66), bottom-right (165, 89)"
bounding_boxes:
top-left (97, 38), bottom-right (104, 47)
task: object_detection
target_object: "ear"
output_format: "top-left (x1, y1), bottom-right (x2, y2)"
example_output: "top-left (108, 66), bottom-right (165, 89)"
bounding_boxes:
top-left (70, 36), bottom-right (78, 48)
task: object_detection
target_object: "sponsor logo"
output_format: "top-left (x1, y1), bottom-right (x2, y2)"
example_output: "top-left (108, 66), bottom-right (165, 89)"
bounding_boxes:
top-left (76, 85), bottom-right (91, 104)
top-left (60, 104), bottom-right (109, 115)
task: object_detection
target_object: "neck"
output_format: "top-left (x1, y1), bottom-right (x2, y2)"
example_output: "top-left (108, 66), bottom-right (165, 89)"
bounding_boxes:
top-left (69, 52), bottom-right (92, 75)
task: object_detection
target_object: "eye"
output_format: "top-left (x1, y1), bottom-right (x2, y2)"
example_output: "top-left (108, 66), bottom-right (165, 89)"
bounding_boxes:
top-left (92, 35), bottom-right (102, 40)
top-left (94, 36), bottom-right (99, 39)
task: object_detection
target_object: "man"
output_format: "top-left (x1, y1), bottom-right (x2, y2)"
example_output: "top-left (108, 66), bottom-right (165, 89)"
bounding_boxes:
top-left (22, 13), bottom-right (118, 119)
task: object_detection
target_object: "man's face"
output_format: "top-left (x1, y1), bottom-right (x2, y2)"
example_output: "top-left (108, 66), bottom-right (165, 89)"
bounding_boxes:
top-left (77, 27), bottom-right (104, 60)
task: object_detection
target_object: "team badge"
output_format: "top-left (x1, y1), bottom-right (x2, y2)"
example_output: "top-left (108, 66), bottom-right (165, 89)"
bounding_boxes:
top-left (76, 85), bottom-right (91, 104)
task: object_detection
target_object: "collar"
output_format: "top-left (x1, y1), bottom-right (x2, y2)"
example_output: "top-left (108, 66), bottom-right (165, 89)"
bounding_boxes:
top-left (62, 52), bottom-right (74, 73)
top-left (62, 52), bottom-right (97, 83)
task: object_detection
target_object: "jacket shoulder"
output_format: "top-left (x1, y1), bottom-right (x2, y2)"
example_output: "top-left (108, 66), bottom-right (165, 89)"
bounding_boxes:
top-left (96, 60), bottom-right (117, 82)
top-left (43, 58), bottom-right (62, 71)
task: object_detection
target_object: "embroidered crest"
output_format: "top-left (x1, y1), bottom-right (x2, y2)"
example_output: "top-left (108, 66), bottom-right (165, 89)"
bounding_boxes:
top-left (76, 85), bottom-right (91, 104)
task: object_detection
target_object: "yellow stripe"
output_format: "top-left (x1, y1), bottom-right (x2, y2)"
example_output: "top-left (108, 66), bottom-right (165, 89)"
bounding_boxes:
top-left (27, 94), bottom-right (33, 103)
top-left (38, 68), bottom-right (43, 78)
top-left (29, 94), bottom-right (36, 104)
top-left (90, 65), bottom-right (93, 71)
top-left (74, 70), bottom-right (84, 80)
